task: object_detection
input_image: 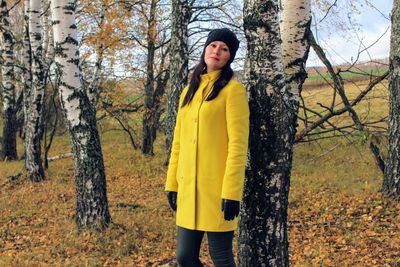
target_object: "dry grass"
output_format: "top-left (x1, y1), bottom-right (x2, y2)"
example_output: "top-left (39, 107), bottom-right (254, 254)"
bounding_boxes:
top-left (0, 80), bottom-right (399, 266)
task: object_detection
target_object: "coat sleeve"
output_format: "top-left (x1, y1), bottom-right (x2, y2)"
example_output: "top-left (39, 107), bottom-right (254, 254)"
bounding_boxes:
top-left (221, 82), bottom-right (250, 201)
top-left (165, 87), bottom-right (187, 192)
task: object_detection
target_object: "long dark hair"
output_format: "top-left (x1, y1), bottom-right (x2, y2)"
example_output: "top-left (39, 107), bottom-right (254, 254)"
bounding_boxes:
top-left (181, 50), bottom-right (234, 107)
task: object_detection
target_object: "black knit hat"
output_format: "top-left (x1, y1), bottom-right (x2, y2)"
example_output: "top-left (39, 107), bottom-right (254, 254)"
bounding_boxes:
top-left (204, 28), bottom-right (240, 64)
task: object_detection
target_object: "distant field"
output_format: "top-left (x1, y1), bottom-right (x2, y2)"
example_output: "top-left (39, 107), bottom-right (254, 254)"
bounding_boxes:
top-left (304, 66), bottom-right (389, 90)
top-left (306, 68), bottom-right (388, 82)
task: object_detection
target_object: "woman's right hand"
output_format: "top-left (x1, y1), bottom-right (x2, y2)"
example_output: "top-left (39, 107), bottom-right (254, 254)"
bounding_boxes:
top-left (166, 191), bottom-right (177, 211)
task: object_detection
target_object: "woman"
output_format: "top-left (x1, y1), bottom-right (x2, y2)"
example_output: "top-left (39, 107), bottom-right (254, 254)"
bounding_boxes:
top-left (165, 28), bottom-right (249, 267)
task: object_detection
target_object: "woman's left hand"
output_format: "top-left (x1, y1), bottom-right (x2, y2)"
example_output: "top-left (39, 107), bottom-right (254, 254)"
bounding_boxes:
top-left (221, 199), bottom-right (240, 221)
top-left (166, 191), bottom-right (177, 211)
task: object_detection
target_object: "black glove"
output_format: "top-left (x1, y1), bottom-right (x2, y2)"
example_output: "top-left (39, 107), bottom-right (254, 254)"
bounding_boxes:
top-left (221, 199), bottom-right (240, 221)
top-left (166, 191), bottom-right (177, 211)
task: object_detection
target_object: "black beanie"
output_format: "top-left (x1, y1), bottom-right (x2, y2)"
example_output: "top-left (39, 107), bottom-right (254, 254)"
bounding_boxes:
top-left (204, 28), bottom-right (240, 64)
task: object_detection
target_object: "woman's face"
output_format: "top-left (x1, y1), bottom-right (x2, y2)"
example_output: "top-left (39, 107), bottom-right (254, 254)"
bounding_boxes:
top-left (204, 41), bottom-right (231, 73)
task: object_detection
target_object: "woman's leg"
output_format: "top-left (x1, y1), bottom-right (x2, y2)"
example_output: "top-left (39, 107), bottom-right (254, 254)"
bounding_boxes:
top-left (207, 231), bottom-right (235, 267)
top-left (176, 227), bottom-right (205, 267)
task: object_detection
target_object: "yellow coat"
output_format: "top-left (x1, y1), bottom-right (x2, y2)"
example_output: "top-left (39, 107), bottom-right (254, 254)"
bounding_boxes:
top-left (165, 70), bottom-right (249, 231)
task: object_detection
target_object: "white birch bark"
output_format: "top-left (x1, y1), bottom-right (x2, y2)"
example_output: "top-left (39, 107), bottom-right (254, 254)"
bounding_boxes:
top-left (281, 0), bottom-right (311, 113)
top-left (86, 50), bottom-right (103, 106)
top-left (51, 0), bottom-right (111, 229)
top-left (383, 0), bottom-right (400, 199)
top-left (85, 6), bottom-right (105, 106)
top-left (239, 0), bottom-right (295, 266)
top-left (22, 0), bottom-right (32, 135)
top-left (0, 0), bottom-right (18, 160)
top-left (42, 0), bottom-right (54, 68)
top-left (25, 0), bottom-right (45, 181)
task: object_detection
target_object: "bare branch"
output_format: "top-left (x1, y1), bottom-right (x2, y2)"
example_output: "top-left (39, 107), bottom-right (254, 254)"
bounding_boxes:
top-left (319, 0), bottom-right (338, 23)
top-left (104, 107), bottom-right (138, 150)
top-left (296, 71), bottom-right (389, 142)
top-left (309, 30), bottom-right (365, 131)
top-left (9, 0), bottom-right (22, 12)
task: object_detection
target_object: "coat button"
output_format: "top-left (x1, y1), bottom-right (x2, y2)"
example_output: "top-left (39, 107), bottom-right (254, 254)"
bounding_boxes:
top-left (194, 118), bottom-right (198, 123)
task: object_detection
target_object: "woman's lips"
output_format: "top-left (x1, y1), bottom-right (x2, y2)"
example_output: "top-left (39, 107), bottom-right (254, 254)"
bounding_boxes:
top-left (209, 57), bottom-right (220, 61)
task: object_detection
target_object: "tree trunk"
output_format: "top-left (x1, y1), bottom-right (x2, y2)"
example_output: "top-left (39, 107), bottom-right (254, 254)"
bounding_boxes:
top-left (22, 0), bottom-right (32, 142)
top-left (164, 0), bottom-right (191, 164)
top-left (86, 4), bottom-right (105, 107)
top-left (142, 0), bottom-right (158, 155)
top-left (51, 0), bottom-right (111, 229)
top-left (238, 1), bottom-right (295, 266)
top-left (152, 66), bottom-right (169, 145)
top-left (25, 0), bottom-right (45, 181)
top-left (0, 0), bottom-right (18, 160)
top-left (382, 0), bottom-right (400, 199)
top-left (42, 0), bottom-right (54, 68)
top-left (41, 1), bottom-right (54, 168)
top-left (281, 0), bottom-right (311, 115)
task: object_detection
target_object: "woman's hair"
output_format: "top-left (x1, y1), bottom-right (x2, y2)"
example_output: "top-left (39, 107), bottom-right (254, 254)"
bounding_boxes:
top-left (181, 50), bottom-right (234, 107)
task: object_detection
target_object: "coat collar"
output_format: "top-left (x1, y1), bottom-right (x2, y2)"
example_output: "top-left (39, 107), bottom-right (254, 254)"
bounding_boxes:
top-left (200, 69), bottom-right (222, 82)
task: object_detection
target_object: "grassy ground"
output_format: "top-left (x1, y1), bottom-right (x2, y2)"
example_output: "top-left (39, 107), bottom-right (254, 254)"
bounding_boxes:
top-left (0, 81), bottom-right (399, 266)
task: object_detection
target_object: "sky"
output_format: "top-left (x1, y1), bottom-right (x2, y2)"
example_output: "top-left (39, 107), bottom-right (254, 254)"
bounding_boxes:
top-left (111, 0), bottom-right (394, 76)
top-left (307, 0), bottom-right (393, 67)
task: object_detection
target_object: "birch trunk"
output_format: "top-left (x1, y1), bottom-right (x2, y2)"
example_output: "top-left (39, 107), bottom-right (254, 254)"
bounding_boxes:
top-left (42, 0), bottom-right (54, 68)
top-left (86, 5), bottom-right (105, 106)
top-left (41, 0), bottom-right (54, 167)
top-left (51, 0), bottom-right (111, 229)
top-left (22, 0), bottom-right (32, 141)
top-left (281, 0), bottom-right (311, 115)
top-left (383, 0), bottom-right (400, 199)
top-left (165, 0), bottom-right (191, 164)
top-left (86, 49), bottom-right (103, 106)
top-left (0, 0), bottom-right (18, 160)
top-left (25, 0), bottom-right (45, 181)
top-left (238, 1), bottom-right (295, 266)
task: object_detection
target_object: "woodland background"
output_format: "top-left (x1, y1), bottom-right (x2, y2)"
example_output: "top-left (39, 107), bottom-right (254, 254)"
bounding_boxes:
top-left (1, 0), bottom-right (399, 266)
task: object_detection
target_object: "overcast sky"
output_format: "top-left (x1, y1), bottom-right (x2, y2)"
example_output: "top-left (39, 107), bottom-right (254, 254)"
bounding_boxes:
top-left (307, 0), bottom-right (392, 67)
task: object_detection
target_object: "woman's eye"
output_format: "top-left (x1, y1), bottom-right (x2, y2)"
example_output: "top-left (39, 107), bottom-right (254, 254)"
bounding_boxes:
top-left (223, 48), bottom-right (228, 52)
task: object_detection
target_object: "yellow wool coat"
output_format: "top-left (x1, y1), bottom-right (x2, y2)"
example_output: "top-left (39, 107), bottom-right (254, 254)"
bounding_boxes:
top-left (165, 70), bottom-right (249, 232)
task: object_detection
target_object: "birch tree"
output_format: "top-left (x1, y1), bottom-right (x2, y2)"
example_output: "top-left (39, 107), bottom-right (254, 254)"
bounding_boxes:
top-left (51, 0), bottom-right (111, 229)
top-left (25, 0), bottom-right (45, 181)
top-left (238, 0), bottom-right (295, 266)
top-left (22, 0), bottom-right (32, 143)
top-left (165, 0), bottom-right (191, 163)
top-left (281, 0), bottom-right (311, 116)
top-left (0, 0), bottom-right (18, 160)
top-left (383, 0), bottom-right (400, 199)
top-left (42, 0), bottom-right (54, 69)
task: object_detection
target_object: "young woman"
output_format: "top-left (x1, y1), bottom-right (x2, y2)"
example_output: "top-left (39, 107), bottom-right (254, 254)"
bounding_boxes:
top-left (165, 28), bottom-right (249, 267)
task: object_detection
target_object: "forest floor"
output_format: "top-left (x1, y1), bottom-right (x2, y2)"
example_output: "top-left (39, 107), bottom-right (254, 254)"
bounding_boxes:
top-left (1, 80), bottom-right (399, 266)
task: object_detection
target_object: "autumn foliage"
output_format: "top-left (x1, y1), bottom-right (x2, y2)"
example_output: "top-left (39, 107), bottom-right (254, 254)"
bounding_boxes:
top-left (0, 83), bottom-right (399, 266)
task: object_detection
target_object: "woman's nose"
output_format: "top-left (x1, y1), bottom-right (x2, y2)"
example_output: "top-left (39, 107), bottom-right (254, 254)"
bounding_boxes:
top-left (213, 47), bottom-right (221, 55)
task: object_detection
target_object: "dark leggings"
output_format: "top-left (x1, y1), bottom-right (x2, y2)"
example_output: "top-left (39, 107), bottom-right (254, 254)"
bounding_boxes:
top-left (176, 226), bottom-right (236, 267)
